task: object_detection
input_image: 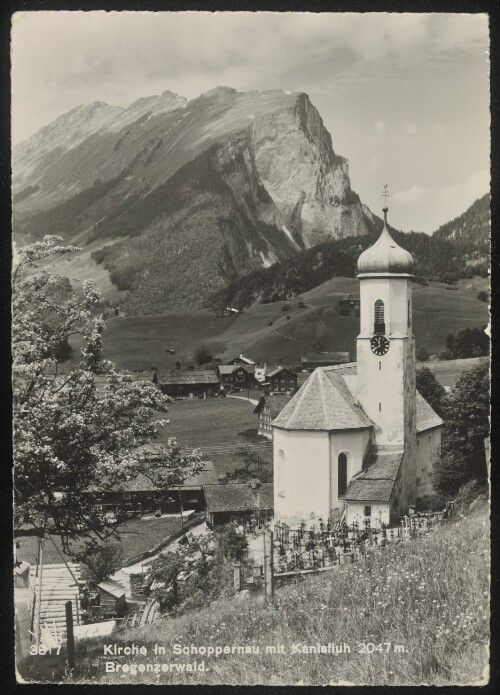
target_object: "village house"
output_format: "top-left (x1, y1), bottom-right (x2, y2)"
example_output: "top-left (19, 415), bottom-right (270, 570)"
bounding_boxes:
top-left (263, 366), bottom-right (298, 394)
top-left (254, 394), bottom-right (293, 439)
top-left (204, 481), bottom-right (274, 527)
top-left (153, 369), bottom-right (220, 398)
top-left (272, 207), bottom-right (443, 528)
top-left (218, 363), bottom-right (256, 391)
top-left (88, 461), bottom-right (219, 518)
top-left (300, 352), bottom-right (351, 371)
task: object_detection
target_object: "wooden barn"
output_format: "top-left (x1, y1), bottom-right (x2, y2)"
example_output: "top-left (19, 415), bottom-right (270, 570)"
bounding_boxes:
top-left (204, 482), bottom-right (274, 527)
top-left (97, 578), bottom-right (127, 618)
top-left (154, 370), bottom-right (220, 398)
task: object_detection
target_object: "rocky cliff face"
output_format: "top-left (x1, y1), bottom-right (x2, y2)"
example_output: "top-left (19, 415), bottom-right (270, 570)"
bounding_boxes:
top-left (250, 93), bottom-right (368, 246)
top-left (13, 87), bottom-right (373, 312)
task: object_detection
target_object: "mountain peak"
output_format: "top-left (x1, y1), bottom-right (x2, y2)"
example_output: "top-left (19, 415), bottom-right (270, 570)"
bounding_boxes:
top-left (200, 86), bottom-right (238, 98)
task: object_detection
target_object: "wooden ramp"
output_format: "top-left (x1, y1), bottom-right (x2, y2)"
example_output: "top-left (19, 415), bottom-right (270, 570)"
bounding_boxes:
top-left (30, 563), bottom-right (82, 644)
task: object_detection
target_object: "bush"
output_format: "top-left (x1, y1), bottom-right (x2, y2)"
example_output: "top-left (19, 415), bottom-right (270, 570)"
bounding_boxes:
top-left (297, 300), bottom-right (306, 308)
top-left (478, 291), bottom-right (488, 303)
top-left (417, 346), bottom-right (430, 362)
top-left (440, 349), bottom-right (454, 361)
top-left (281, 304), bottom-right (291, 312)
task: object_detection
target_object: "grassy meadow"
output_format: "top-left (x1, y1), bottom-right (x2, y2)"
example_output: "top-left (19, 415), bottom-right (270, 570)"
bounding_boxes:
top-left (20, 511), bottom-right (488, 686)
top-left (98, 275), bottom-right (488, 373)
top-left (156, 397), bottom-right (271, 475)
top-left (16, 516), bottom-right (183, 567)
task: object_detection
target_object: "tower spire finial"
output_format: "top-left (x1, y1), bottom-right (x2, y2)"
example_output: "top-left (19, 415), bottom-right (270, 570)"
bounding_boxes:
top-left (382, 184), bottom-right (389, 226)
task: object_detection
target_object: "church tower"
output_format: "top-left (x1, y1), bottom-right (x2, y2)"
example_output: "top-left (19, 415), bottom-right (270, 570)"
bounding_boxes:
top-left (355, 196), bottom-right (417, 503)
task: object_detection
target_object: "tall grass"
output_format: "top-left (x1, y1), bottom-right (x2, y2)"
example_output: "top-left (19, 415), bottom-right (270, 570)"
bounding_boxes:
top-left (59, 514), bottom-right (489, 686)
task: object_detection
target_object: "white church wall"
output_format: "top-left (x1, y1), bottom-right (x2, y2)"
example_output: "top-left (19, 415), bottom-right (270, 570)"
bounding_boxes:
top-left (416, 427), bottom-right (441, 498)
top-left (345, 502), bottom-right (390, 528)
top-left (273, 428), bottom-right (331, 526)
top-left (329, 428), bottom-right (371, 509)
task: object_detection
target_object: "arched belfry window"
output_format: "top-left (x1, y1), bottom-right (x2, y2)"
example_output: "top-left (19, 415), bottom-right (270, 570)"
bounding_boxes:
top-left (338, 453), bottom-right (348, 497)
top-left (374, 299), bottom-right (385, 334)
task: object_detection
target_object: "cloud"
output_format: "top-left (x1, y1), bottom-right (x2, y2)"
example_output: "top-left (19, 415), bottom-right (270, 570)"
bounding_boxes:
top-left (392, 171), bottom-right (489, 225)
top-left (435, 169), bottom-right (490, 203)
top-left (11, 11), bottom-right (490, 142)
top-left (374, 120), bottom-right (387, 135)
top-left (406, 123), bottom-right (418, 135)
top-left (393, 184), bottom-right (426, 206)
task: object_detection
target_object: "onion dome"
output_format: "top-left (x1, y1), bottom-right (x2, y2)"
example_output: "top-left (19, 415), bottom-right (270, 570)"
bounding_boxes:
top-left (357, 208), bottom-right (414, 275)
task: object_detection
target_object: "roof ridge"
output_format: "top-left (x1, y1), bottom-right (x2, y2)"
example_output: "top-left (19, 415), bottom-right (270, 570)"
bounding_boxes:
top-left (318, 370), bottom-right (330, 427)
top-left (284, 369), bottom-right (316, 428)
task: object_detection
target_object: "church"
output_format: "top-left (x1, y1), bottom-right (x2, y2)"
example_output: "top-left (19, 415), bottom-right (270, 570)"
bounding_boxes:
top-left (272, 205), bottom-right (442, 528)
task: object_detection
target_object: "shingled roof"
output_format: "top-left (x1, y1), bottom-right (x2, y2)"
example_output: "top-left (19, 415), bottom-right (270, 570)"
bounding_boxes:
top-left (96, 461), bottom-right (219, 493)
top-left (272, 367), bottom-right (372, 431)
top-left (267, 366), bottom-right (296, 378)
top-left (416, 392), bottom-right (443, 432)
top-left (157, 370), bottom-right (219, 385)
top-left (289, 364), bottom-right (442, 434)
top-left (204, 483), bottom-right (274, 513)
top-left (218, 364), bottom-right (256, 375)
top-left (343, 448), bottom-right (404, 502)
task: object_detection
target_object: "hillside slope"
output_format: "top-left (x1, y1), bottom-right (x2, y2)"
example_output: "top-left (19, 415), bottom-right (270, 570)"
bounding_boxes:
top-left (13, 88), bottom-right (373, 311)
top-left (215, 195), bottom-right (490, 310)
top-left (18, 514), bottom-right (488, 685)
top-left (97, 275), bottom-right (489, 372)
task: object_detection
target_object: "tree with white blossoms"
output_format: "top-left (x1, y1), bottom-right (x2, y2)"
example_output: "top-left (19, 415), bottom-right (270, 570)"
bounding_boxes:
top-left (13, 236), bottom-right (203, 559)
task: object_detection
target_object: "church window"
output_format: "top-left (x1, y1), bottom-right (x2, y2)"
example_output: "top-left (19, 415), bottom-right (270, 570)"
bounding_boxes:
top-left (277, 449), bottom-right (285, 497)
top-left (338, 453), bottom-right (348, 497)
top-left (364, 506), bottom-right (372, 517)
top-left (379, 402), bottom-right (382, 412)
top-left (374, 300), bottom-right (385, 334)
top-left (408, 300), bottom-right (411, 327)
top-left (379, 361), bottom-right (381, 370)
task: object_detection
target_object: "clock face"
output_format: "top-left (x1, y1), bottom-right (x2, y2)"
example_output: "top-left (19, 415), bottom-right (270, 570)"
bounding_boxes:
top-left (370, 335), bottom-right (390, 356)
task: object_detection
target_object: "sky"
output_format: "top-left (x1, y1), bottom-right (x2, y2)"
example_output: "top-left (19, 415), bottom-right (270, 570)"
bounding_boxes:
top-left (11, 11), bottom-right (490, 233)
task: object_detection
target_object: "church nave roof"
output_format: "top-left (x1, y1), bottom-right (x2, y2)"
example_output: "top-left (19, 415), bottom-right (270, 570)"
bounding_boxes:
top-left (272, 365), bottom-right (372, 431)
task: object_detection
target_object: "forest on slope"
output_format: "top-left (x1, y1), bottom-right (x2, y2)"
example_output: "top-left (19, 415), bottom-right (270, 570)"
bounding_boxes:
top-left (212, 194), bottom-right (490, 311)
